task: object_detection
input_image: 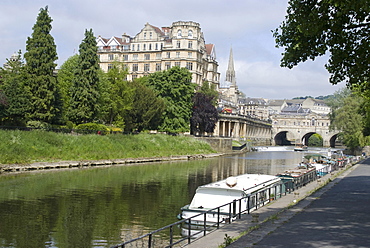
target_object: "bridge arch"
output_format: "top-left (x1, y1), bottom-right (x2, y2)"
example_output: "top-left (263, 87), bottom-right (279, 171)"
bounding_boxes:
top-left (274, 131), bottom-right (295, 146)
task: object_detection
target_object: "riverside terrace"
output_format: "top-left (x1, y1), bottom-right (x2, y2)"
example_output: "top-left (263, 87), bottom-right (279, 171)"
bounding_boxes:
top-left (110, 155), bottom-right (361, 248)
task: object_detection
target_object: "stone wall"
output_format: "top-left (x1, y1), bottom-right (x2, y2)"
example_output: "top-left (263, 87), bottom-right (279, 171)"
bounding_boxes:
top-left (196, 137), bottom-right (233, 153)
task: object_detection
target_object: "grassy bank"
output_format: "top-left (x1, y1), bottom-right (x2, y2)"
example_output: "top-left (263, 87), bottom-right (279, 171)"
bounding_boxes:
top-left (0, 130), bottom-right (216, 164)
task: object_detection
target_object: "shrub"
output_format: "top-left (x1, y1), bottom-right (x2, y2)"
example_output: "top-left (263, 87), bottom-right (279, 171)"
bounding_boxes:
top-left (75, 123), bottom-right (109, 135)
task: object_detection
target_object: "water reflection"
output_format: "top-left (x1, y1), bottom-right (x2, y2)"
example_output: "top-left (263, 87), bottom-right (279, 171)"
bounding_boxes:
top-left (0, 148), bottom-right (309, 247)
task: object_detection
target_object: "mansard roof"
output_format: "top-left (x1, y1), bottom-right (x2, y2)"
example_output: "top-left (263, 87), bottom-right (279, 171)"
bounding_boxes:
top-left (205, 44), bottom-right (216, 58)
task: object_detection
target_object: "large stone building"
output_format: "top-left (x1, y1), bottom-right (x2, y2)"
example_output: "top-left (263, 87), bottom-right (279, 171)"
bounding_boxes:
top-left (97, 21), bottom-right (220, 88)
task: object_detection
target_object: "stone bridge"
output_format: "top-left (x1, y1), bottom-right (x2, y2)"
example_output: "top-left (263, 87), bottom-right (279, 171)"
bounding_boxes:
top-left (213, 113), bottom-right (340, 147)
top-left (270, 113), bottom-right (339, 147)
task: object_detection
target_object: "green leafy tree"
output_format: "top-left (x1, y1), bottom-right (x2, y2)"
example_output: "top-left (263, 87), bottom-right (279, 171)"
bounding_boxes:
top-left (23, 6), bottom-right (62, 124)
top-left (68, 29), bottom-right (100, 124)
top-left (57, 54), bottom-right (79, 120)
top-left (101, 61), bottom-right (133, 127)
top-left (125, 78), bottom-right (165, 132)
top-left (329, 91), bottom-right (370, 151)
top-left (145, 66), bottom-right (196, 133)
top-left (308, 133), bottom-right (323, 147)
top-left (0, 51), bottom-right (30, 126)
top-left (273, 0), bottom-right (370, 88)
top-left (198, 81), bottom-right (219, 106)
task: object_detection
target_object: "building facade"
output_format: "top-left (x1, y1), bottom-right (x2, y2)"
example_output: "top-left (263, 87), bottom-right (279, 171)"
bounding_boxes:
top-left (97, 21), bottom-right (220, 88)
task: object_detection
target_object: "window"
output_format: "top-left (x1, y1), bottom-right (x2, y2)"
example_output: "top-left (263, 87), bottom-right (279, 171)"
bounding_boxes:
top-left (176, 41), bottom-right (181, 48)
top-left (144, 32), bottom-right (147, 39)
top-left (155, 43), bottom-right (158, 50)
top-left (166, 52), bottom-right (170, 58)
top-left (144, 64), bottom-right (150, 72)
top-left (144, 54), bottom-right (150, 60)
top-left (177, 29), bottom-right (182, 38)
top-left (186, 62), bottom-right (193, 70)
top-left (188, 52), bottom-right (192, 58)
top-left (175, 62), bottom-right (181, 67)
top-left (143, 44), bottom-right (146, 50)
top-left (150, 32), bottom-right (152, 39)
top-left (176, 52), bottom-right (180, 58)
top-left (165, 62), bottom-right (171, 70)
top-left (188, 30), bottom-right (193, 38)
top-left (137, 44), bottom-right (140, 51)
top-left (132, 64), bottom-right (138, 72)
top-left (188, 41), bottom-right (192, 49)
top-left (156, 63), bottom-right (161, 71)
top-left (123, 55), bottom-right (129, 61)
top-left (149, 44), bottom-right (152, 50)
top-left (156, 53), bottom-right (161, 59)
top-left (108, 64), bottom-right (113, 70)
top-left (132, 75), bottom-right (138, 80)
top-left (132, 44), bottom-right (135, 51)
top-left (133, 54), bottom-right (138, 60)
top-left (108, 54), bottom-right (114, 61)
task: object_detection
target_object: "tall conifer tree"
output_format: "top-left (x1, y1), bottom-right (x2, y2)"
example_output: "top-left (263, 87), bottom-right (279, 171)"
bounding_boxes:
top-left (68, 29), bottom-right (100, 124)
top-left (23, 6), bottom-right (61, 124)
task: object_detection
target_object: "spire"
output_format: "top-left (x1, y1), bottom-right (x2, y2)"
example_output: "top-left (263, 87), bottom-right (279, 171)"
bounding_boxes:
top-left (225, 47), bottom-right (236, 85)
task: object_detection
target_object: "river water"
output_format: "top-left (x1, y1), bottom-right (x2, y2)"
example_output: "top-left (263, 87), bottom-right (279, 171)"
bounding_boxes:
top-left (0, 147), bottom-right (329, 247)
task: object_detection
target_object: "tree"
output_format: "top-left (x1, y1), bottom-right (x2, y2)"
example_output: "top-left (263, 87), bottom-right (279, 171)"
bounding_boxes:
top-left (125, 79), bottom-right (165, 132)
top-left (0, 51), bottom-right (30, 126)
top-left (68, 29), bottom-right (100, 124)
top-left (190, 92), bottom-right (219, 136)
top-left (101, 61), bottom-right (133, 127)
top-left (307, 133), bottom-right (323, 147)
top-left (273, 0), bottom-right (370, 89)
top-left (23, 6), bottom-right (62, 124)
top-left (328, 89), bottom-right (370, 151)
top-left (57, 54), bottom-right (79, 120)
top-left (198, 81), bottom-right (219, 106)
top-left (145, 66), bottom-right (196, 133)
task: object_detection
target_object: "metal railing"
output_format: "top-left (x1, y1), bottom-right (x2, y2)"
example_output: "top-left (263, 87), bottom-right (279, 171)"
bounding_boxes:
top-left (111, 156), bottom-right (360, 248)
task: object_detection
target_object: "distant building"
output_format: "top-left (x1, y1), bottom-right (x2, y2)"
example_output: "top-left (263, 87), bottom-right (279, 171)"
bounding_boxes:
top-left (97, 21), bottom-right (220, 88)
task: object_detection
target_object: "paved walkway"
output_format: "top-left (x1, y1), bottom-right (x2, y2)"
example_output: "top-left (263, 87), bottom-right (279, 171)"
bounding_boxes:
top-left (186, 158), bottom-right (370, 248)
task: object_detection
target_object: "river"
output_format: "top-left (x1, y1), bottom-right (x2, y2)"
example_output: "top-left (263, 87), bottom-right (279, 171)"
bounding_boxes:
top-left (0, 146), bottom-right (330, 247)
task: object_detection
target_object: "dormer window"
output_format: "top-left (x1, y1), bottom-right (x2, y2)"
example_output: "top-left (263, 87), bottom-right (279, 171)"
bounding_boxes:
top-left (188, 30), bottom-right (193, 38)
top-left (150, 32), bottom-right (152, 39)
top-left (144, 32), bottom-right (147, 39)
top-left (177, 30), bottom-right (182, 38)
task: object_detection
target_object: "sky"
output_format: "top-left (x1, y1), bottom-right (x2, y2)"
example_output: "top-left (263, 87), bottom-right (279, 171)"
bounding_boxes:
top-left (0, 0), bottom-right (344, 100)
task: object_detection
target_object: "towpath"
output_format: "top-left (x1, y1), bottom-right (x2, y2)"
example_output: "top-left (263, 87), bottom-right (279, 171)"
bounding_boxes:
top-left (186, 158), bottom-right (370, 248)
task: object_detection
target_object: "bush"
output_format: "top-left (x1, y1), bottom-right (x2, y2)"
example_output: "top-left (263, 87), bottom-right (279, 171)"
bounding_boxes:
top-left (75, 123), bottom-right (109, 135)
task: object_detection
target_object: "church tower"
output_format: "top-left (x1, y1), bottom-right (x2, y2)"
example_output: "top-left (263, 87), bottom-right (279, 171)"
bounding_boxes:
top-left (225, 47), bottom-right (236, 86)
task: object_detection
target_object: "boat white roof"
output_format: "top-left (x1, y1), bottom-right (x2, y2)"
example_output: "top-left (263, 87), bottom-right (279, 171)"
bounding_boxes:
top-left (197, 174), bottom-right (280, 192)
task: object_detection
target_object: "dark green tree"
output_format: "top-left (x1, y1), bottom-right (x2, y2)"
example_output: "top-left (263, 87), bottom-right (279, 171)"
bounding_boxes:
top-left (308, 133), bottom-right (323, 147)
top-left (0, 51), bottom-right (30, 126)
top-left (125, 78), bottom-right (165, 132)
top-left (23, 6), bottom-right (62, 124)
top-left (190, 92), bottom-right (218, 136)
top-left (273, 0), bottom-right (370, 89)
top-left (145, 66), bottom-right (196, 133)
top-left (68, 29), bottom-right (100, 124)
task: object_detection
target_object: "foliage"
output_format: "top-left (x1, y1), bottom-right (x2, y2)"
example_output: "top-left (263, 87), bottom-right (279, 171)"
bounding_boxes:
top-left (57, 54), bottom-right (79, 118)
top-left (125, 79), bottom-right (165, 132)
top-left (145, 66), bottom-right (196, 133)
top-left (308, 133), bottom-right (323, 147)
top-left (0, 130), bottom-right (215, 164)
top-left (100, 61), bottom-right (133, 128)
top-left (23, 6), bottom-right (62, 124)
top-left (328, 89), bottom-right (370, 150)
top-left (68, 29), bottom-right (100, 124)
top-left (198, 81), bottom-right (219, 106)
top-left (190, 92), bottom-right (218, 135)
top-left (75, 123), bottom-right (109, 135)
top-left (0, 51), bottom-right (30, 126)
top-left (273, 0), bottom-right (370, 88)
